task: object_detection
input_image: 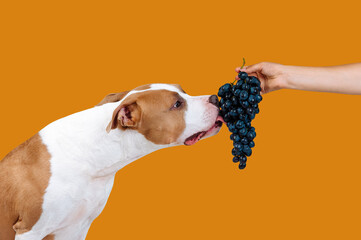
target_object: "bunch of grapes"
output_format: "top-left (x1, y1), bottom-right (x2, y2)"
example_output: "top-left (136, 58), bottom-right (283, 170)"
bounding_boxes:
top-left (218, 66), bottom-right (263, 170)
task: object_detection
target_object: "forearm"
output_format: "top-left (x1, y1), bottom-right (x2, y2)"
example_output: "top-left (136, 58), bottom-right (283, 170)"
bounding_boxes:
top-left (283, 63), bottom-right (361, 95)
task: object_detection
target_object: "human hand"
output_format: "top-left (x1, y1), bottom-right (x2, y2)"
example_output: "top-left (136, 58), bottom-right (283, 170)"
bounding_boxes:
top-left (235, 62), bottom-right (288, 94)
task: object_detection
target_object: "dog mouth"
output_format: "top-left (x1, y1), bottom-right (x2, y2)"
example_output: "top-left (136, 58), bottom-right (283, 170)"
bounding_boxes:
top-left (184, 115), bottom-right (225, 146)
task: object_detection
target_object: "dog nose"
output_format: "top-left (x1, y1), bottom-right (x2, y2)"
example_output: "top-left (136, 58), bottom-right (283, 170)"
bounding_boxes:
top-left (208, 95), bottom-right (219, 107)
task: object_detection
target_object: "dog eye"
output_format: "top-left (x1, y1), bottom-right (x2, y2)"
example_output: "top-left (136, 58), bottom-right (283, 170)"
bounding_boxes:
top-left (172, 100), bottom-right (182, 109)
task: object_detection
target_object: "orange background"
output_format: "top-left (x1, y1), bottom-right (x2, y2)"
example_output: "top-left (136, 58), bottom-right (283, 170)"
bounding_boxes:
top-left (1, 0), bottom-right (361, 239)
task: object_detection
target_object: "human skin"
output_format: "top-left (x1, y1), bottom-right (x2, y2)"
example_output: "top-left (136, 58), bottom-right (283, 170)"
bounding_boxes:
top-left (235, 62), bottom-right (361, 95)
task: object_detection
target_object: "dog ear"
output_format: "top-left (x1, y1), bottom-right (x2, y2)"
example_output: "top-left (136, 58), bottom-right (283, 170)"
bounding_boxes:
top-left (96, 91), bottom-right (130, 106)
top-left (106, 102), bottom-right (141, 133)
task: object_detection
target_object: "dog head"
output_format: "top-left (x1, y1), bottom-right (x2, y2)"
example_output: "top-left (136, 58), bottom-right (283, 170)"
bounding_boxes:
top-left (100, 84), bottom-right (224, 146)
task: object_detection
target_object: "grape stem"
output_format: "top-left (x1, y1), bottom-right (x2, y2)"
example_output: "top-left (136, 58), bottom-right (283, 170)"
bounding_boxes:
top-left (231, 58), bottom-right (246, 85)
top-left (241, 57), bottom-right (246, 69)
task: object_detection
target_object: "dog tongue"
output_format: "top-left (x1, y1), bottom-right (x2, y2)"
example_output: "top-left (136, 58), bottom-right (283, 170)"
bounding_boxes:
top-left (184, 131), bottom-right (206, 146)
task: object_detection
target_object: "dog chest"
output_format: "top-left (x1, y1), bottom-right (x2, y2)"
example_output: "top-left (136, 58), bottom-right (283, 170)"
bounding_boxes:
top-left (42, 173), bottom-right (115, 229)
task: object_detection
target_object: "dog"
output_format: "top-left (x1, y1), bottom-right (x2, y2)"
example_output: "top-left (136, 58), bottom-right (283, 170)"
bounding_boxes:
top-left (0, 83), bottom-right (224, 240)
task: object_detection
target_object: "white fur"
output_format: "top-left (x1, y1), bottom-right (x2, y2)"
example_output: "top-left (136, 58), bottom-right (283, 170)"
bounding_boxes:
top-left (15, 84), bottom-right (220, 240)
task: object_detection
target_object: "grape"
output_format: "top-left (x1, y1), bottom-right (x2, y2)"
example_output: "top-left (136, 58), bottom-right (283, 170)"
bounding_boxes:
top-left (236, 80), bottom-right (243, 88)
top-left (238, 162), bottom-right (246, 169)
top-left (238, 128), bottom-right (247, 136)
top-left (234, 89), bottom-right (241, 97)
top-left (230, 133), bottom-right (235, 141)
top-left (246, 131), bottom-right (256, 141)
top-left (231, 96), bottom-right (239, 106)
top-left (246, 108), bottom-right (254, 115)
top-left (217, 67), bottom-right (263, 170)
top-left (238, 72), bottom-right (248, 80)
top-left (240, 101), bottom-right (249, 108)
top-left (249, 113), bottom-right (256, 120)
top-left (236, 120), bottom-right (245, 129)
top-left (228, 124), bottom-right (237, 133)
top-left (236, 108), bottom-right (244, 115)
top-left (241, 83), bottom-right (250, 91)
top-left (248, 95), bottom-right (257, 104)
top-left (229, 109), bottom-right (238, 118)
top-left (239, 90), bottom-right (248, 100)
top-left (239, 155), bottom-right (247, 163)
top-left (224, 100), bottom-right (232, 109)
top-left (242, 145), bottom-right (252, 156)
top-left (233, 134), bottom-right (241, 142)
top-left (250, 87), bottom-right (258, 95)
top-left (240, 137), bottom-right (249, 145)
top-left (232, 147), bottom-right (242, 156)
top-left (256, 95), bottom-right (263, 103)
top-left (233, 142), bottom-right (243, 150)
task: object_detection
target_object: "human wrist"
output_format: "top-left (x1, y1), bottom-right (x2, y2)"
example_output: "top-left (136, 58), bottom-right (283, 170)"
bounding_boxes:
top-left (281, 65), bottom-right (305, 90)
top-left (278, 65), bottom-right (296, 90)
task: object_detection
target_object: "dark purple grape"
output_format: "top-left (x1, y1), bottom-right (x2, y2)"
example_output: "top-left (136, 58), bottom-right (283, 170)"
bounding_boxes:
top-left (241, 83), bottom-right (250, 91)
top-left (248, 95), bottom-right (257, 104)
top-left (231, 96), bottom-right (239, 106)
top-left (241, 101), bottom-right (249, 108)
top-left (239, 90), bottom-right (248, 100)
top-left (232, 147), bottom-right (242, 156)
top-left (234, 89), bottom-right (241, 97)
top-left (238, 162), bottom-right (246, 169)
top-left (246, 131), bottom-right (256, 141)
top-left (230, 109), bottom-right (238, 118)
top-left (256, 95), bottom-right (263, 103)
top-left (236, 80), bottom-right (243, 88)
top-left (243, 145), bottom-right (252, 156)
top-left (230, 133), bottom-right (235, 141)
top-left (240, 137), bottom-right (249, 145)
top-left (250, 87), bottom-right (258, 95)
top-left (249, 76), bottom-right (260, 87)
top-left (228, 124), bottom-right (237, 133)
top-left (236, 120), bottom-right (245, 129)
top-left (246, 108), bottom-right (254, 115)
top-left (250, 113), bottom-right (256, 120)
top-left (223, 113), bottom-right (231, 122)
top-left (223, 83), bottom-right (232, 92)
top-left (238, 72), bottom-right (248, 80)
top-left (238, 128), bottom-right (247, 136)
top-left (233, 134), bottom-right (241, 142)
top-left (239, 155), bottom-right (247, 163)
top-left (217, 69), bottom-right (263, 170)
top-left (237, 108), bottom-right (244, 115)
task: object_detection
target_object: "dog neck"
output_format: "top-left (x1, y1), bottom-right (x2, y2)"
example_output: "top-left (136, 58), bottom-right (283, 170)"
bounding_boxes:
top-left (39, 102), bottom-right (174, 179)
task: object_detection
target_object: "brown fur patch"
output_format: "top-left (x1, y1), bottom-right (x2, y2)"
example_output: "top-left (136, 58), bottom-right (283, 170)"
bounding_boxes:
top-left (133, 84), bottom-right (151, 91)
top-left (0, 134), bottom-right (52, 239)
top-left (137, 90), bottom-right (187, 144)
top-left (171, 84), bottom-right (186, 93)
top-left (43, 234), bottom-right (55, 240)
top-left (96, 91), bottom-right (130, 106)
top-left (108, 90), bottom-right (187, 145)
top-left (97, 83), bottom-right (152, 106)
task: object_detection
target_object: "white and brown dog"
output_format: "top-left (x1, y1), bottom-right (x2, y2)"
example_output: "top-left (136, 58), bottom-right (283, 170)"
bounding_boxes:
top-left (0, 83), bottom-right (224, 240)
